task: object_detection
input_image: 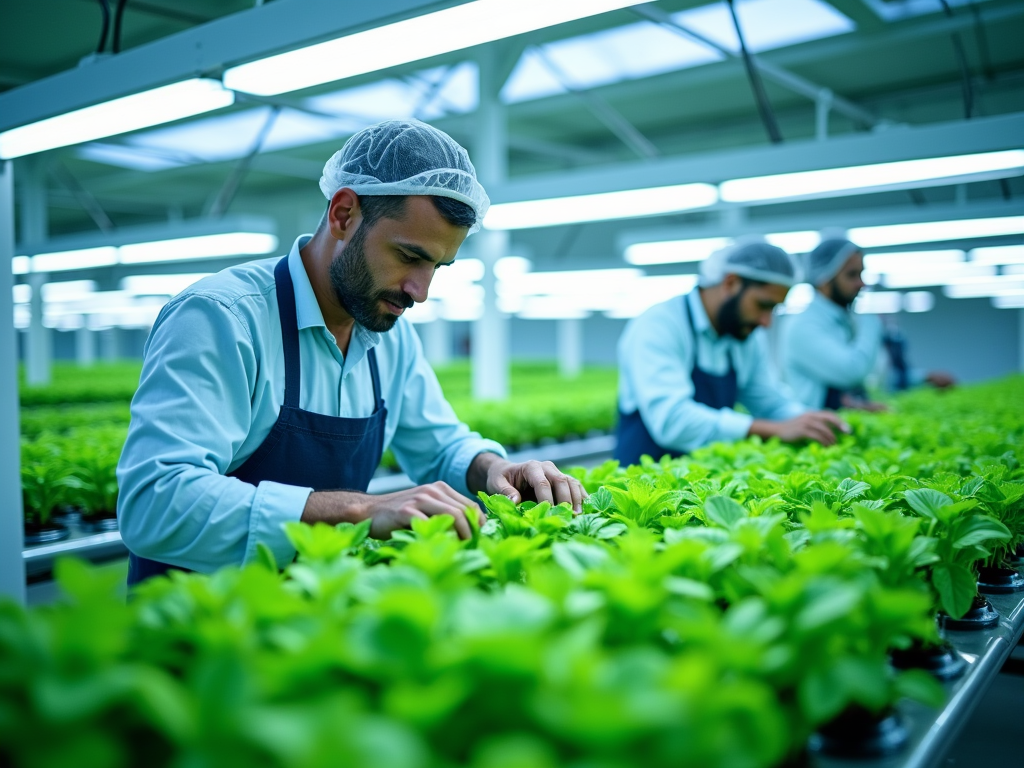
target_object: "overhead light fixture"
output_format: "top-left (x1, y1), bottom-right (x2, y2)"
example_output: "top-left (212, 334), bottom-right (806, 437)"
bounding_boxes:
top-left (849, 216), bottom-right (1024, 248)
top-left (624, 237), bottom-right (730, 265)
top-left (12, 256), bottom-right (31, 275)
top-left (942, 275), bottom-right (1024, 298)
top-left (0, 79), bottom-right (235, 160)
top-left (970, 245), bottom-right (1024, 265)
top-left (120, 274), bottom-right (213, 296)
top-left (719, 150), bottom-right (1024, 203)
top-left (854, 291), bottom-right (903, 315)
top-left (119, 233), bottom-right (278, 264)
top-left (21, 232), bottom-right (278, 273)
top-left (880, 264), bottom-right (997, 289)
top-left (991, 293), bottom-right (1024, 309)
top-left (224, 0), bottom-right (645, 96)
top-left (903, 291), bottom-right (935, 313)
top-left (486, 183), bottom-right (718, 230)
top-left (863, 249), bottom-right (965, 273)
top-left (765, 231), bottom-right (821, 254)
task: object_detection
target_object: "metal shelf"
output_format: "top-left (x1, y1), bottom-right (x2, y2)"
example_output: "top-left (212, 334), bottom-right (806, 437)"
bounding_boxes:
top-left (814, 589), bottom-right (1024, 768)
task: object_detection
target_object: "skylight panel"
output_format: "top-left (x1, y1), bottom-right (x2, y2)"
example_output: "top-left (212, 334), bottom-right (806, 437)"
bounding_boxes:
top-left (406, 62), bottom-right (479, 120)
top-left (77, 143), bottom-right (187, 171)
top-left (676, 0), bottom-right (855, 54)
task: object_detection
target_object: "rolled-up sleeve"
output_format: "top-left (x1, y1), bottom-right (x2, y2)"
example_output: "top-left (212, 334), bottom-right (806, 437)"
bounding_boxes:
top-left (619, 307), bottom-right (754, 452)
top-left (387, 324), bottom-right (505, 496)
top-left (116, 294), bottom-right (309, 573)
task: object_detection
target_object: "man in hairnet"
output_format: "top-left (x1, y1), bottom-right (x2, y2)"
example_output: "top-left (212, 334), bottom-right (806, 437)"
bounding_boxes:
top-left (779, 238), bottom-right (953, 412)
top-left (615, 240), bottom-right (850, 466)
top-left (118, 119), bottom-right (585, 585)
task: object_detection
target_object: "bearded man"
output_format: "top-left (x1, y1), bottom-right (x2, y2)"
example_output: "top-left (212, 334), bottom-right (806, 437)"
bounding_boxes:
top-left (118, 120), bottom-right (584, 585)
top-left (614, 240), bottom-right (848, 466)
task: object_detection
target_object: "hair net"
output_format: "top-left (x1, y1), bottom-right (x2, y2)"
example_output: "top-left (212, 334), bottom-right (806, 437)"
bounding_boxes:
top-left (319, 119), bottom-right (490, 234)
top-left (699, 238), bottom-right (800, 288)
top-left (805, 238), bottom-right (861, 285)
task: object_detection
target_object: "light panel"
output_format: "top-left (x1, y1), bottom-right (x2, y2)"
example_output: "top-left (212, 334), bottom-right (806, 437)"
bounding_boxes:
top-left (943, 276), bottom-right (1024, 298)
top-left (720, 150), bottom-right (1024, 203)
top-left (485, 183), bottom-right (718, 230)
top-left (624, 237), bottom-right (730, 265)
top-left (119, 233), bottom-right (278, 264)
top-left (33, 247), bottom-right (118, 273)
top-left (0, 79), bottom-right (235, 160)
top-left (863, 249), bottom-right (965, 273)
top-left (991, 294), bottom-right (1024, 309)
top-left (765, 230), bottom-right (821, 253)
top-left (849, 216), bottom-right (1024, 247)
top-left (120, 274), bottom-right (213, 296)
top-left (854, 291), bottom-right (902, 314)
top-left (970, 245), bottom-right (1024, 265)
top-left (223, 0), bottom-right (645, 96)
top-left (880, 263), bottom-right (995, 289)
top-left (903, 291), bottom-right (935, 313)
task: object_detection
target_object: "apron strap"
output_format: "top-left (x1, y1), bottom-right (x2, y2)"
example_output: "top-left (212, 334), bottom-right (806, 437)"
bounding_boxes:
top-left (274, 256), bottom-right (302, 409)
top-left (683, 291), bottom-right (736, 374)
top-left (367, 347), bottom-right (383, 407)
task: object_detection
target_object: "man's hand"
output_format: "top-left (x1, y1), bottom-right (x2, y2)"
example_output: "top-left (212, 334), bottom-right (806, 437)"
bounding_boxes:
top-left (840, 393), bottom-right (889, 413)
top-left (302, 482), bottom-right (483, 540)
top-left (750, 411), bottom-right (851, 446)
top-left (468, 452), bottom-right (586, 513)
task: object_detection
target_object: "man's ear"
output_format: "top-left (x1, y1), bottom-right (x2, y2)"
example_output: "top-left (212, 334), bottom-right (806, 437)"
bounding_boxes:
top-left (327, 188), bottom-right (361, 241)
top-left (722, 272), bottom-right (744, 297)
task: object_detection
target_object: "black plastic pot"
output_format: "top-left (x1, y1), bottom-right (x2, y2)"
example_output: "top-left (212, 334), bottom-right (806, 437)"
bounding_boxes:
top-left (51, 505), bottom-right (83, 526)
top-left (24, 520), bottom-right (70, 545)
top-left (79, 513), bottom-right (119, 533)
top-left (1008, 544), bottom-right (1024, 568)
top-left (940, 595), bottom-right (1000, 631)
top-left (977, 566), bottom-right (1024, 594)
top-left (809, 706), bottom-right (908, 758)
top-left (890, 640), bottom-right (967, 681)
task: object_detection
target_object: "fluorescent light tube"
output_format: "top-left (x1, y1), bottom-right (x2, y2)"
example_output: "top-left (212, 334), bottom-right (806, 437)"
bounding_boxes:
top-left (624, 237), bottom-right (730, 265)
top-left (719, 150), bottom-right (1024, 203)
top-left (880, 264), bottom-right (996, 289)
top-left (486, 183), bottom-right (718, 230)
top-left (992, 293), bottom-right (1024, 309)
top-left (120, 274), bottom-right (213, 296)
top-left (224, 0), bottom-right (645, 96)
top-left (849, 216), bottom-right (1024, 248)
top-left (765, 231), bottom-right (821, 254)
top-left (119, 233), bottom-right (278, 264)
top-left (970, 245), bottom-right (1024, 265)
top-left (854, 291), bottom-right (903, 314)
top-left (12, 256), bottom-right (30, 275)
top-left (942, 276), bottom-right (1024, 298)
top-left (33, 247), bottom-right (118, 273)
top-left (863, 249), bottom-right (965, 273)
top-left (903, 291), bottom-right (935, 313)
top-left (0, 79), bottom-right (235, 160)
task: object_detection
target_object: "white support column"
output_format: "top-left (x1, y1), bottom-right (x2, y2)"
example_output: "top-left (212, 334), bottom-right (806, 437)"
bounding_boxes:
top-left (815, 88), bottom-right (833, 142)
top-left (423, 318), bottom-right (453, 368)
top-left (557, 317), bottom-right (583, 379)
top-left (27, 272), bottom-right (51, 385)
top-left (0, 160), bottom-right (26, 604)
top-left (76, 326), bottom-right (96, 367)
top-left (21, 158), bottom-right (51, 386)
top-left (471, 43), bottom-right (510, 401)
top-left (100, 328), bottom-right (119, 362)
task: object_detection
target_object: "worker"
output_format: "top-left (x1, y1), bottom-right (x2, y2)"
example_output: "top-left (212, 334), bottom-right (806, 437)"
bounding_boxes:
top-left (117, 119), bottom-right (584, 585)
top-left (614, 240), bottom-right (850, 467)
top-left (779, 238), bottom-right (953, 412)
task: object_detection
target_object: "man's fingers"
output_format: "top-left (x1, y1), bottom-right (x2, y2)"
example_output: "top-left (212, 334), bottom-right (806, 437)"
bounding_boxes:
top-left (545, 462), bottom-right (574, 508)
top-left (817, 411), bottom-right (851, 433)
top-left (524, 461), bottom-right (555, 505)
top-left (490, 474), bottom-right (522, 505)
top-left (568, 477), bottom-right (583, 514)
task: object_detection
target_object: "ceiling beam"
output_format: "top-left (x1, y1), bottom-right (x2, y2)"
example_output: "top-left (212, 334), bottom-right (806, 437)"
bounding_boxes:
top-left (0, 0), bottom-right (460, 132)
top-left (488, 111), bottom-right (1024, 204)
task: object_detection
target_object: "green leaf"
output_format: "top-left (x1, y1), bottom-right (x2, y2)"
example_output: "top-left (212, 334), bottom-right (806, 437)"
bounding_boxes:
top-left (904, 488), bottom-right (953, 519)
top-left (586, 486), bottom-right (614, 513)
top-left (551, 541), bottom-right (609, 578)
top-left (932, 562), bottom-right (977, 619)
top-left (950, 515), bottom-right (1011, 550)
top-left (254, 542), bottom-right (278, 573)
top-left (894, 669), bottom-right (946, 709)
top-left (704, 496), bottom-right (747, 529)
top-left (664, 577), bottom-right (714, 601)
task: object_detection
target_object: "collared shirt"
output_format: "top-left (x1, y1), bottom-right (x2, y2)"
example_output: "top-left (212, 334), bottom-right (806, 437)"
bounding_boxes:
top-left (779, 291), bottom-right (883, 409)
top-left (117, 235), bottom-right (505, 573)
top-left (617, 290), bottom-right (805, 453)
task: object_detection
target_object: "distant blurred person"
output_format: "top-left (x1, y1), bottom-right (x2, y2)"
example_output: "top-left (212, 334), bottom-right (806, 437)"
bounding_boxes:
top-left (780, 238), bottom-right (954, 413)
top-left (615, 240), bottom-right (849, 466)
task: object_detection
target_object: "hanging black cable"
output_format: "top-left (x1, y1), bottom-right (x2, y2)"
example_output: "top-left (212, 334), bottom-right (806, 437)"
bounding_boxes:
top-left (725, 0), bottom-right (782, 144)
top-left (95, 0), bottom-right (111, 54)
top-left (112, 0), bottom-right (129, 54)
top-left (969, 2), bottom-right (995, 81)
top-left (937, 0), bottom-right (974, 119)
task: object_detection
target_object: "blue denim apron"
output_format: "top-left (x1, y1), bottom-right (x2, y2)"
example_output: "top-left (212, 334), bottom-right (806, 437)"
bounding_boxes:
top-left (127, 256), bottom-right (387, 586)
top-left (614, 293), bottom-right (738, 466)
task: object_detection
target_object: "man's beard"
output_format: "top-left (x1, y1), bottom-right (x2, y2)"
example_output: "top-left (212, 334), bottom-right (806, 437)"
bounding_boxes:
top-left (717, 289), bottom-right (756, 340)
top-left (829, 281), bottom-right (858, 309)
top-left (328, 226), bottom-right (413, 333)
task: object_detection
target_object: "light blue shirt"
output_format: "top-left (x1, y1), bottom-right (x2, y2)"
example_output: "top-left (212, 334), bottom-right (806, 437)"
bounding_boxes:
top-left (617, 290), bottom-right (805, 453)
top-left (117, 235), bottom-right (505, 573)
top-left (779, 291), bottom-right (883, 409)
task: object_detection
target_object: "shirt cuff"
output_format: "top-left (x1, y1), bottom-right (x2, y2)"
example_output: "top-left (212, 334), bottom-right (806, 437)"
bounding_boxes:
top-left (244, 480), bottom-right (312, 567)
top-left (715, 409), bottom-right (755, 443)
top-left (446, 439), bottom-right (507, 497)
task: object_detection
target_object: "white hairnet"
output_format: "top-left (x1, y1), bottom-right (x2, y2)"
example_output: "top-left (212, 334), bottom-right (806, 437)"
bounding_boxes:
top-left (805, 238), bottom-right (861, 285)
top-left (319, 119), bottom-right (490, 234)
top-left (699, 238), bottom-right (800, 287)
